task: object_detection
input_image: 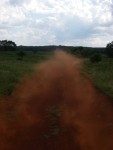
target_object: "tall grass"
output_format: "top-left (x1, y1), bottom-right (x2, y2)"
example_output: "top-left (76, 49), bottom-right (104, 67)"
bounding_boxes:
top-left (0, 51), bottom-right (52, 95)
top-left (84, 55), bottom-right (113, 98)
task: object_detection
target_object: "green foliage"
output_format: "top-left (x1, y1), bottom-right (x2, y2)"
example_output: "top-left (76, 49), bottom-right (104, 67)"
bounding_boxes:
top-left (70, 47), bottom-right (104, 58)
top-left (84, 55), bottom-right (113, 98)
top-left (0, 40), bottom-right (17, 51)
top-left (0, 51), bottom-right (52, 95)
top-left (90, 53), bottom-right (102, 63)
top-left (105, 41), bottom-right (113, 57)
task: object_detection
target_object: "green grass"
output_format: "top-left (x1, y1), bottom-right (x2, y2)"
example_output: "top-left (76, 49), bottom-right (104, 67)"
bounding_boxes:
top-left (0, 51), bottom-right (52, 95)
top-left (84, 55), bottom-right (113, 98)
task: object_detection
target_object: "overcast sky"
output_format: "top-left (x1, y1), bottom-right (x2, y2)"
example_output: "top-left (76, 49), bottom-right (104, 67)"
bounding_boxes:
top-left (0, 0), bottom-right (113, 47)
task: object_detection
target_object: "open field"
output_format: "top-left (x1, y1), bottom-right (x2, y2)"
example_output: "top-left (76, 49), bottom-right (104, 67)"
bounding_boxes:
top-left (84, 55), bottom-right (113, 98)
top-left (0, 51), bottom-right (113, 150)
top-left (0, 51), bottom-right (52, 95)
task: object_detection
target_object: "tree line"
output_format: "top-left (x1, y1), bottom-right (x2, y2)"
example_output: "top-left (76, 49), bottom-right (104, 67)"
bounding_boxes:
top-left (0, 39), bottom-right (113, 58)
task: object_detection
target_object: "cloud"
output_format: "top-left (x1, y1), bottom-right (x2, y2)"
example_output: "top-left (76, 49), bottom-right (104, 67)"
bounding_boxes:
top-left (0, 0), bottom-right (113, 46)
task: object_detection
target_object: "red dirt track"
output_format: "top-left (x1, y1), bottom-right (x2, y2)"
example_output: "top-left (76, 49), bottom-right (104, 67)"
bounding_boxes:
top-left (0, 51), bottom-right (113, 150)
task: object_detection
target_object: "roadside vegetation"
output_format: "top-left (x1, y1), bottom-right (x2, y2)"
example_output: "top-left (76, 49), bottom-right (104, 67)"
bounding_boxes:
top-left (69, 42), bottom-right (113, 98)
top-left (0, 39), bottom-right (113, 98)
top-left (0, 51), bottom-right (52, 95)
top-left (84, 55), bottom-right (113, 98)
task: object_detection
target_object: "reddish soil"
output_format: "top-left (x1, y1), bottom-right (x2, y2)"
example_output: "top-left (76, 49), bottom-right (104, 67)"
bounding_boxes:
top-left (0, 51), bottom-right (113, 150)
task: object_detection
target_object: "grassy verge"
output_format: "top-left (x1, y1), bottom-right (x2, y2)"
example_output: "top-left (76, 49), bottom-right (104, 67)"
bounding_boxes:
top-left (84, 56), bottom-right (113, 98)
top-left (0, 51), bottom-right (52, 95)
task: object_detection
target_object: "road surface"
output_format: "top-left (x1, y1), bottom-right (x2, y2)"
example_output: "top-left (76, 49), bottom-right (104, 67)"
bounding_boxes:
top-left (0, 51), bottom-right (113, 150)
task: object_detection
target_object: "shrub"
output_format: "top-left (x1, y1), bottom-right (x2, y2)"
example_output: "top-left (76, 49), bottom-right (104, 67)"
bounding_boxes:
top-left (17, 51), bottom-right (26, 60)
top-left (90, 53), bottom-right (102, 63)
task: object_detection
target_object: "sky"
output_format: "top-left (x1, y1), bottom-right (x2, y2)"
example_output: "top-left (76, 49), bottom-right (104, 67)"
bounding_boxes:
top-left (0, 0), bottom-right (113, 47)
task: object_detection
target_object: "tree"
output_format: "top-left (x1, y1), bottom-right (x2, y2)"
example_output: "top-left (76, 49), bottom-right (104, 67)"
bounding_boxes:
top-left (105, 41), bottom-right (113, 57)
top-left (0, 40), bottom-right (17, 51)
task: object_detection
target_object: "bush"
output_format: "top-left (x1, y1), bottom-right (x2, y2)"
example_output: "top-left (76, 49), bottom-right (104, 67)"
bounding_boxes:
top-left (17, 51), bottom-right (26, 60)
top-left (90, 53), bottom-right (102, 63)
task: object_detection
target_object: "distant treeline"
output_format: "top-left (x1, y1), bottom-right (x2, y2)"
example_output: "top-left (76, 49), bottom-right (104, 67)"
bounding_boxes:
top-left (0, 39), bottom-right (105, 52)
top-left (17, 45), bottom-right (59, 52)
top-left (0, 40), bottom-right (106, 58)
top-left (68, 46), bottom-right (105, 57)
top-left (17, 45), bottom-right (105, 54)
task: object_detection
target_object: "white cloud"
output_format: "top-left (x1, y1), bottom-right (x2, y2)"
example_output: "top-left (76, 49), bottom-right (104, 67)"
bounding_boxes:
top-left (0, 0), bottom-right (113, 46)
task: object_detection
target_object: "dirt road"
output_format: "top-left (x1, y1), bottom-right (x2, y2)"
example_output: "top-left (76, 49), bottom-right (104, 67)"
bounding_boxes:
top-left (0, 51), bottom-right (113, 150)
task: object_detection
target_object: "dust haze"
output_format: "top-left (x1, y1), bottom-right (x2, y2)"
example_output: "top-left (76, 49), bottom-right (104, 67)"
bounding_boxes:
top-left (0, 51), bottom-right (113, 150)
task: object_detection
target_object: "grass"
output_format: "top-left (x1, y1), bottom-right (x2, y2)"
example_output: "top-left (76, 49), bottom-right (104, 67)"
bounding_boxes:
top-left (0, 51), bottom-right (52, 95)
top-left (84, 55), bottom-right (113, 98)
